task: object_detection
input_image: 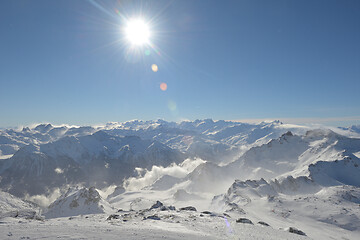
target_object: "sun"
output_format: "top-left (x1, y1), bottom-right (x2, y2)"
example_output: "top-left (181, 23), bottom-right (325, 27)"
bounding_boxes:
top-left (124, 19), bottom-right (151, 46)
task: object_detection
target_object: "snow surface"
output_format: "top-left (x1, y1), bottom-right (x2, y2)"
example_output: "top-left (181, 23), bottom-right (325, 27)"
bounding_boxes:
top-left (0, 212), bottom-right (309, 240)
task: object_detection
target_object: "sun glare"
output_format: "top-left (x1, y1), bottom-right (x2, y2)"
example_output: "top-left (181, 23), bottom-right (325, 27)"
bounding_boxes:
top-left (125, 19), bottom-right (150, 46)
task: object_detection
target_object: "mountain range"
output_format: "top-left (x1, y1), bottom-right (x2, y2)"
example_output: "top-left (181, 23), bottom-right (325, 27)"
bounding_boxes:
top-left (1, 119), bottom-right (360, 239)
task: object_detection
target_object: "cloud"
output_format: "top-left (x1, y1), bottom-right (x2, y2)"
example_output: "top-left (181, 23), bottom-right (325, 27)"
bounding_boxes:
top-left (24, 184), bottom-right (88, 208)
top-left (96, 185), bottom-right (118, 199)
top-left (123, 158), bottom-right (205, 191)
top-left (54, 168), bottom-right (64, 174)
top-left (25, 188), bottom-right (62, 208)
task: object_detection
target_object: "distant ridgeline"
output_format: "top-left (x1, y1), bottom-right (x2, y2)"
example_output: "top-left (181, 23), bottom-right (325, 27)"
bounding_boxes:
top-left (0, 120), bottom-right (359, 197)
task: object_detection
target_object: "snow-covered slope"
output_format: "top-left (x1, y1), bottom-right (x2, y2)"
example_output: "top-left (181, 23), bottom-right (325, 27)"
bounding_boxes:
top-left (44, 187), bottom-right (113, 218)
top-left (0, 190), bottom-right (42, 221)
top-left (0, 190), bottom-right (38, 215)
top-left (211, 177), bottom-right (360, 239)
top-left (339, 124), bottom-right (360, 136)
top-left (184, 129), bottom-right (360, 193)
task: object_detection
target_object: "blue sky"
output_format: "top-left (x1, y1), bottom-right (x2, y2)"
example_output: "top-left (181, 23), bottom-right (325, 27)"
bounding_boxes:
top-left (1, 0), bottom-right (359, 127)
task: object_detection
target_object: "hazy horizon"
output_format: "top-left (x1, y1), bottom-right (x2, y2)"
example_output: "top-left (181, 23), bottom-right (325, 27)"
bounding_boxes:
top-left (1, 116), bottom-right (360, 130)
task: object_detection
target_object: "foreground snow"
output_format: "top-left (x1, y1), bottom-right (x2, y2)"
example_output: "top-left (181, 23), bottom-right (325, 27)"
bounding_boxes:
top-left (0, 211), bottom-right (308, 240)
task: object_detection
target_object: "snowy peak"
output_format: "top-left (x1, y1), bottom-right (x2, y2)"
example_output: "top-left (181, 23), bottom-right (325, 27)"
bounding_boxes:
top-left (304, 129), bottom-right (338, 140)
top-left (349, 125), bottom-right (360, 134)
top-left (214, 176), bottom-right (320, 213)
top-left (224, 128), bottom-right (360, 182)
top-left (91, 130), bottom-right (112, 141)
top-left (35, 132), bottom-right (184, 165)
top-left (226, 178), bottom-right (278, 201)
top-left (339, 125), bottom-right (360, 135)
top-left (34, 123), bottom-right (53, 133)
top-left (226, 132), bottom-right (309, 180)
top-left (45, 187), bottom-right (112, 218)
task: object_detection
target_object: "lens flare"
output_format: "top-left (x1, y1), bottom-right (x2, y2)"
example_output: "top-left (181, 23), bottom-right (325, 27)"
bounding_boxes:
top-left (152, 64), bottom-right (158, 72)
top-left (223, 217), bottom-right (233, 235)
top-left (149, 42), bottom-right (161, 56)
top-left (168, 100), bottom-right (177, 111)
top-left (160, 82), bottom-right (167, 91)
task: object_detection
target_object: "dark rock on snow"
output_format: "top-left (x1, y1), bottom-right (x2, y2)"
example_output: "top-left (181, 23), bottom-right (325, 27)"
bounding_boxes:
top-left (107, 214), bottom-right (120, 220)
top-left (201, 211), bottom-right (212, 215)
top-left (179, 206), bottom-right (197, 211)
top-left (288, 227), bottom-right (306, 236)
top-left (144, 215), bottom-right (161, 220)
top-left (236, 218), bottom-right (253, 224)
top-left (223, 213), bottom-right (231, 218)
top-left (258, 221), bottom-right (270, 227)
top-left (160, 205), bottom-right (176, 211)
top-left (150, 201), bottom-right (164, 210)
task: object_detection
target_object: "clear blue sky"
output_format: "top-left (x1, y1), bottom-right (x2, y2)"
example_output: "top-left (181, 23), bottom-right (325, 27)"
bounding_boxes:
top-left (1, 0), bottom-right (359, 127)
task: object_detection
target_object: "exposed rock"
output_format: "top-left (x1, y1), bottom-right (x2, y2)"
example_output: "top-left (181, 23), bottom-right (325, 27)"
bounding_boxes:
top-left (258, 221), bottom-right (270, 226)
top-left (144, 215), bottom-right (161, 220)
top-left (236, 218), bottom-right (253, 224)
top-left (160, 205), bottom-right (176, 211)
top-left (284, 131), bottom-right (293, 136)
top-left (223, 213), bottom-right (231, 218)
top-left (150, 201), bottom-right (163, 210)
top-left (200, 211), bottom-right (217, 217)
top-left (288, 227), bottom-right (306, 236)
top-left (179, 206), bottom-right (197, 211)
top-left (107, 214), bottom-right (120, 220)
top-left (70, 199), bottom-right (79, 208)
top-left (201, 211), bottom-right (212, 214)
top-left (225, 202), bottom-right (246, 214)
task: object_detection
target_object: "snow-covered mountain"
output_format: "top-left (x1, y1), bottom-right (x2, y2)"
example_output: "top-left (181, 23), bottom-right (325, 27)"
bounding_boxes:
top-left (0, 119), bottom-right (312, 159)
top-left (0, 190), bottom-right (42, 221)
top-left (1, 120), bottom-right (359, 197)
top-left (210, 176), bottom-right (360, 239)
top-left (1, 119), bottom-right (360, 239)
top-left (339, 124), bottom-right (360, 135)
top-left (0, 130), bottom-right (185, 197)
top-left (102, 119), bottom-right (310, 153)
top-left (182, 129), bottom-right (360, 195)
top-left (0, 119), bottom-right (309, 197)
top-left (0, 124), bottom-right (98, 159)
top-left (104, 124), bottom-right (359, 239)
top-left (0, 190), bottom-right (39, 215)
top-left (44, 186), bottom-right (113, 218)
